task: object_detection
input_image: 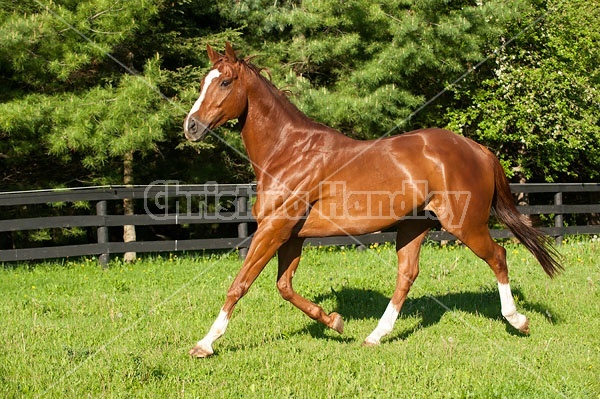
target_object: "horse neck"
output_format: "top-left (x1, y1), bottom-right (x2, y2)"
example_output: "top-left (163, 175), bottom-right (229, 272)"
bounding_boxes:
top-left (239, 70), bottom-right (312, 177)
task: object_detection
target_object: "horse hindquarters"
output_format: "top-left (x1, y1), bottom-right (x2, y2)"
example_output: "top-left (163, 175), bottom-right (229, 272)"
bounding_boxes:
top-left (425, 150), bottom-right (533, 334)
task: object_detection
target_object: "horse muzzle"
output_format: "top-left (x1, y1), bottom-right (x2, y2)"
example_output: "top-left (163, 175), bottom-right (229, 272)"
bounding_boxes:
top-left (184, 115), bottom-right (209, 142)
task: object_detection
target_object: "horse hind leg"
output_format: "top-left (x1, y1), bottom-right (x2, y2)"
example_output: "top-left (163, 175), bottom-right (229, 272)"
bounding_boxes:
top-left (444, 221), bottom-right (530, 334)
top-left (485, 239), bottom-right (529, 333)
top-left (429, 186), bottom-right (530, 333)
top-left (363, 217), bottom-right (437, 346)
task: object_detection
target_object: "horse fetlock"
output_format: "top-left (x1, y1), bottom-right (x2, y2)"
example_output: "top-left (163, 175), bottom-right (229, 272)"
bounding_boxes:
top-left (363, 325), bottom-right (391, 347)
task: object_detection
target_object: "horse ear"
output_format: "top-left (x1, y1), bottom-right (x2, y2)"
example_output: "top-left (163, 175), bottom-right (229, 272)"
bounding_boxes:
top-left (206, 44), bottom-right (222, 65)
top-left (224, 42), bottom-right (238, 63)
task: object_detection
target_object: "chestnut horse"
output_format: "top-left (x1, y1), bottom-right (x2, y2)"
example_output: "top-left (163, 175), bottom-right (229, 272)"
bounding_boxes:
top-left (184, 43), bottom-right (562, 357)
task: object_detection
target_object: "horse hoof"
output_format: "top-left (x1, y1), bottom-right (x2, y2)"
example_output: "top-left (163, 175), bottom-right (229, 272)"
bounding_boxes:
top-left (518, 319), bottom-right (530, 335)
top-left (189, 343), bottom-right (213, 358)
top-left (361, 339), bottom-right (379, 347)
top-left (330, 312), bottom-right (344, 334)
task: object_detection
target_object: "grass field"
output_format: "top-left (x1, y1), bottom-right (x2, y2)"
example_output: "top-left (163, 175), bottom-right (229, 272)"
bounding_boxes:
top-left (1, 238), bottom-right (598, 398)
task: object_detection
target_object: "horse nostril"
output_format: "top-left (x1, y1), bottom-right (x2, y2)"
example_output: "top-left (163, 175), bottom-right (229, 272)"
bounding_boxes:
top-left (185, 115), bottom-right (208, 141)
top-left (188, 118), bottom-right (198, 134)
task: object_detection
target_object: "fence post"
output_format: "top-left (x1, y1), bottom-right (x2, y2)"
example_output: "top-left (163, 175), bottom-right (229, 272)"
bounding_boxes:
top-left (237, 195), bottom-right (249, 259)
top-left (96, 200), bottom-right (110, 267)
top-left (554, 192), bottom-right (563, 245)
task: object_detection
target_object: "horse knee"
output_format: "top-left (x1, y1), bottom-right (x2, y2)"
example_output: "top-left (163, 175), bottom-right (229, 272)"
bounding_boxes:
top-left (398, 262), bottom-right (419, 287)
top-left (404, 266), bottom-right (419, 282)
top-left (227, 283), bottom-right (248, 303)
top-left (276, 280), bottom-right (294, 301)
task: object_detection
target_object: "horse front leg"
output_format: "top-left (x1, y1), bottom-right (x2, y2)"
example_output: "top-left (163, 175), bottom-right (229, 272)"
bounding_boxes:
top-left (277, 236), bottom-right (344, 333)
top-left (189, 221), bottom-right (288, 358)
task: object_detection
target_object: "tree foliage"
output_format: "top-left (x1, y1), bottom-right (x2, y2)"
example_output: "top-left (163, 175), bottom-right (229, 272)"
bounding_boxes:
top-left (0, 0), bottom-right (245, 189)
top-left (446, 0), bottom-right (600, 182)
top-left (221, 0), bottom-right (532, 137)
top-left (0, 0), bottom-right (598, 191)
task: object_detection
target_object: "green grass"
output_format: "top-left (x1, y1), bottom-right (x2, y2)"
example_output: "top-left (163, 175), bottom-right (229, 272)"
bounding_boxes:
top-left (1, 239), bottom-right (599, 398)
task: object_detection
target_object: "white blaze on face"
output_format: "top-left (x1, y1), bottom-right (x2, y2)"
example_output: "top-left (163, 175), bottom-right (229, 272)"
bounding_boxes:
top-left (185, 69), bottom-right (222, 125)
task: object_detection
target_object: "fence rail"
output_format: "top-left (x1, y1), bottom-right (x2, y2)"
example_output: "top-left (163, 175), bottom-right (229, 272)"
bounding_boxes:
top-left (1, 183), bottom-right (599, 266)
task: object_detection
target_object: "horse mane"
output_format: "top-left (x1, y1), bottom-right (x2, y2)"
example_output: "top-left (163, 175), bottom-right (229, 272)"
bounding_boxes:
top-left (240, 57), bottom-right (293, 99)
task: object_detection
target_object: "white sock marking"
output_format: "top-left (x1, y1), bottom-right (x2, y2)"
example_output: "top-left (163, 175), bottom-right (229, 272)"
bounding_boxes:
top-left (185, 69), bottom-right (221, 125)
top-left (498, 282), bottom-right (527, 330)
top-left (195, 309), bottom-right (229, 355)
top-left (364, 301), bottom-right (400, 345)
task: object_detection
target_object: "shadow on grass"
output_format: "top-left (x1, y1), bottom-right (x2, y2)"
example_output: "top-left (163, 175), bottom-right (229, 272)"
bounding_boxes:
top-left (296, 286), bottom-right (559, 342)
top-left (221, 287), bottom-right (559, 356)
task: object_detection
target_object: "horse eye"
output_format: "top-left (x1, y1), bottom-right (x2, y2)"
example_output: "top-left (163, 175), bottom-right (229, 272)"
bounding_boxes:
top-left (220, 80), bottom-right (231, 88)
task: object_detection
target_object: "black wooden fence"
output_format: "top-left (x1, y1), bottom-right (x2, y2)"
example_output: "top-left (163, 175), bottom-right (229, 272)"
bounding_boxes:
top-left (1, 183), bottom-right (599, 266)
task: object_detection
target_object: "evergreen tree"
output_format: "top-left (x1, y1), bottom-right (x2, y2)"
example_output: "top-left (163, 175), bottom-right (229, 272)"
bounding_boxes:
top-left (218, 0), bottom-right (531, 138)
top-left (1, 0), bottom-right (598, 188)
top-left (0, 0), bottom-right (248, 190)
top-left (0, 0), bottom-right (245, 250)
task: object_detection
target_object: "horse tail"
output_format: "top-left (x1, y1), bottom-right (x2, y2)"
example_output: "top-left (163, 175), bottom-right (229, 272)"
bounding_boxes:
top-left (491, 159), bottom-right (563, 278)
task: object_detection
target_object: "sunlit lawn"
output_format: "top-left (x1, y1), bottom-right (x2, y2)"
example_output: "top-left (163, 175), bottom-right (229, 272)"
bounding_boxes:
top-left (1, 238), bottom-right (598, 398)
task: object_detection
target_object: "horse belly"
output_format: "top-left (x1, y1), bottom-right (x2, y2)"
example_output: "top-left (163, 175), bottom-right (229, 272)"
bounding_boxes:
top-left (298, 192), bottom-right (419, 237)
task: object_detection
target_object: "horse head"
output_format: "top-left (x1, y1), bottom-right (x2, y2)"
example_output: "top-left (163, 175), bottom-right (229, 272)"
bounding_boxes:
top-left (184, 42), bottom-right (248, 142)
